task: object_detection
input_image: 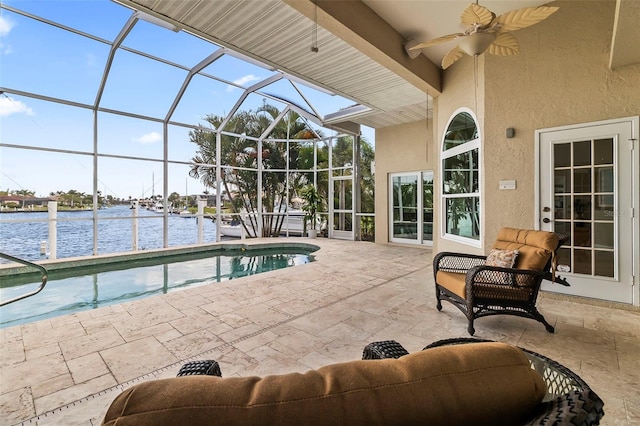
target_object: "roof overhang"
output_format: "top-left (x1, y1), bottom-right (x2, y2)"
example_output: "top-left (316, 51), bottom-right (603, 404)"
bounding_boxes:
top-left (116, 0), bottom-right (640, 129)
top-left (609, 0), bottom-right (640, 69)
top-left (116, 0), bottom-right (439, 130)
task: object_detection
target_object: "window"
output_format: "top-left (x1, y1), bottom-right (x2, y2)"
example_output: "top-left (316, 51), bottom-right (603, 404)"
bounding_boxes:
top-left (442, 110), bottom-right (480, 243)
top-left (389, 171), bottom-right (433, 245)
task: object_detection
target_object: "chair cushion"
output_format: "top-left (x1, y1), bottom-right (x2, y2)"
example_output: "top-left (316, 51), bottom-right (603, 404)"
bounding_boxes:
top-left (493, 228), bottom-right (559, 271)
top-left (436, 270), bottom-right (467, 298)
top-left (102, 342), bottom-right (546, 426)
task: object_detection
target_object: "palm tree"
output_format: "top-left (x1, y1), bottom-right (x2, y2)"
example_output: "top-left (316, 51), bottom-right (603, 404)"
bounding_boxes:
top-left (188, 104), bottom-right (317, 237)
top-left (257, 104), bottom-right (320, 235)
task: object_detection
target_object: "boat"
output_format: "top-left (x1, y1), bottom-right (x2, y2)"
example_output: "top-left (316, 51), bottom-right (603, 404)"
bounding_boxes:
top-left (178, 179), bottom-right (194, 217)
top-left (218, 223), bottom-right (243, 238)
top-left (218, 210), bottom-right (307, 238)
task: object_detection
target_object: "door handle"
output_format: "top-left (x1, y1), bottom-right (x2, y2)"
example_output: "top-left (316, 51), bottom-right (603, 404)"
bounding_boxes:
top-left (542, 218), bottom-right (552, 223)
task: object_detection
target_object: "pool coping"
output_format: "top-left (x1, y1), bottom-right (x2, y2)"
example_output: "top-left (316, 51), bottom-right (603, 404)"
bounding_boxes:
top-left (0, 241), bottom-right (321, 278)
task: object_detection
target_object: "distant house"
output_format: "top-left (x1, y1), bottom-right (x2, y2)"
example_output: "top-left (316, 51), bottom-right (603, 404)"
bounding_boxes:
top-left (199, 194), bottom-right (218, 208)
top-left (0, 196), bottom-right (57, 210)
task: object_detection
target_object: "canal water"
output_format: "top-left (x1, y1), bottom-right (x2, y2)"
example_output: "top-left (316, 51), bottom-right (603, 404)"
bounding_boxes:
top-left (0, 205), bottom-right (219, 262)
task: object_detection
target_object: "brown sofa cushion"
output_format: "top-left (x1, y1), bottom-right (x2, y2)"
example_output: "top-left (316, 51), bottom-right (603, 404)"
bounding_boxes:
top-left (102, 342), bottom-right (546, 426)
top-left (493, 227), bottom-right (559, 271)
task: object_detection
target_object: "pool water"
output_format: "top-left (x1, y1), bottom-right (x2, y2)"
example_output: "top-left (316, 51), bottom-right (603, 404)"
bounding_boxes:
top-left (0, 247), bottom-right (314, 329)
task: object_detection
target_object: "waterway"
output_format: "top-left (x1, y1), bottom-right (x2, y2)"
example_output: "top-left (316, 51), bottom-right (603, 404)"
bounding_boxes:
top-left (0, 205), bottom-right (219, 262)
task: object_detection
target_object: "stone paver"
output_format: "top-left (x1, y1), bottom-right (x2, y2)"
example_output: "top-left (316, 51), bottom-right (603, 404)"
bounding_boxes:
top-left (99, 336), bottom-right (178, 383)
top-left (0, 239), bottom-right (638, 425)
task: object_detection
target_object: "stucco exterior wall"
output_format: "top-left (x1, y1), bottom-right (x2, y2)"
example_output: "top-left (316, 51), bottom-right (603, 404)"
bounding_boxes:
top-left (482, 0), bottom-right (640, 250)
top-left (374, 0), bottom-right (639, 255)
top-left (373, 119), bottom-right (434, 243)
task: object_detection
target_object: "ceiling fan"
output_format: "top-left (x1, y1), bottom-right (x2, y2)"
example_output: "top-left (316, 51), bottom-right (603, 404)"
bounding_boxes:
top-left (408, 2), bottom-right (559, 69)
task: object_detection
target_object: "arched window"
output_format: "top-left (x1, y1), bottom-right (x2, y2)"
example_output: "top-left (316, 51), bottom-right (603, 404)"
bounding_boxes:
top-left (441, 109), bottom-right (480, 243)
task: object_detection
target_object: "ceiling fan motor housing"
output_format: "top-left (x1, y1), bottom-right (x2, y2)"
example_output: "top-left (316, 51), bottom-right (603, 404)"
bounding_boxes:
top-left (458, 32), bottom-right (496, 56)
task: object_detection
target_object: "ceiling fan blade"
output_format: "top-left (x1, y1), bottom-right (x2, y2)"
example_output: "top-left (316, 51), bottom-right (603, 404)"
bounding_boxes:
top-left (442, 46), bottom-right (464, 69)
top-left (461, 3), bottom-right (495, 27)
top-left (409, 33), bottom-right (463, 50)
top-left (487, 32), bottom-right (520, 56)
top-left (495, 6), bottom-right (559, 32)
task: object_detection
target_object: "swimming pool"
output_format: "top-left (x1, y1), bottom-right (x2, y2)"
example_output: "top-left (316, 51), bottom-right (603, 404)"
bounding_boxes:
top-left (0, 244), bottom-right (317, 329)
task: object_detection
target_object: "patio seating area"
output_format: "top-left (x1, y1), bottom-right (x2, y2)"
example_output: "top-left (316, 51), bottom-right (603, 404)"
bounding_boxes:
top-left (1, 239), bottom-right (639, 425)
top-left (434, 227), bottom-right (569, 335)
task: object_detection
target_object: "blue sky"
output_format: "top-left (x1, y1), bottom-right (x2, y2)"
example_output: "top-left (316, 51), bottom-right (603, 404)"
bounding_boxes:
top-left (0, 0), bottom-right (374, 199)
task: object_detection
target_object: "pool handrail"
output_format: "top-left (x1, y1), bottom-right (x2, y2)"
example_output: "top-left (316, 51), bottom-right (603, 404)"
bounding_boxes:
top-left (0, 252), bottom-right (49, 307)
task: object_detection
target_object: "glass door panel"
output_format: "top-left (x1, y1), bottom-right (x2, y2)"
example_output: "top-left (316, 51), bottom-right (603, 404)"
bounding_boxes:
top-left (389, 171), bottom-right (433, 245)
top-left (422, 171), bottom-right (434, 244)
top-left (331, 177), bottom-right (353, 239)
top-left (391, 175), bottom-right (418, 241)
top-left (553, 139), bottom-right (615, 278)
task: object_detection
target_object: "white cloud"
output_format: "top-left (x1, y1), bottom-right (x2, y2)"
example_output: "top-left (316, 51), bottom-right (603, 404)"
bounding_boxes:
top-left (0, 15), bottom-right (14, 36)
top-left (0, 96), bottom-right (34, 117)
top-left (0, 43), bottom-right (13, 55)
top-left (227, 74), bottom-right (260, 91)
top-left (133, 131), bottom-right (162, 144)
top-left (0, 16), bottom-right (15, 55)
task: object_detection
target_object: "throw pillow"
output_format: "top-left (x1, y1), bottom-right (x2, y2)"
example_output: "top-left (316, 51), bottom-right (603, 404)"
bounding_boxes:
top-left (486, 248), bottom-right (518, 268)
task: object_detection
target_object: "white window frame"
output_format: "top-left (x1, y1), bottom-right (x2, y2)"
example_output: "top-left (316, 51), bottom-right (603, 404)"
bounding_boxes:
top-left (441, 108), bottom-right (482, 248)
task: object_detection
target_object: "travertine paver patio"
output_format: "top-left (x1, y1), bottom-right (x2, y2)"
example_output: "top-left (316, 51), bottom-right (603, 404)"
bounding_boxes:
top-left (1, 239), bottom-right (639, 425)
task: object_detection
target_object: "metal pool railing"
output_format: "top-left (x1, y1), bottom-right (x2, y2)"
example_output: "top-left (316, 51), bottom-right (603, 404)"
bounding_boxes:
top-left (0, 252), bottom-right (48, 307)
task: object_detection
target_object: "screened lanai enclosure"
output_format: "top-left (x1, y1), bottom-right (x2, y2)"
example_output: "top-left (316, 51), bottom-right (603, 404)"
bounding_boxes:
top-left (0, 0), bottom-right (375, 261)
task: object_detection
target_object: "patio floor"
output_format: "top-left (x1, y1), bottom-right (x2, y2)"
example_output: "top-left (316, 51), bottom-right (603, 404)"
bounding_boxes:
top-left (1, 239), bottom-right (638, 425)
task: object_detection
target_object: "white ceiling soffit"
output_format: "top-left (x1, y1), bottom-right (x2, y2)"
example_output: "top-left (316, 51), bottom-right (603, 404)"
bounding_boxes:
top-left (363, 0), bottom-right (551, 66)
top-left (610, 0), bottom-right (640, 69)
top-left (364, 0), bottom-right (640, 71)
top-left (117, 0), bottom-right (433, 129)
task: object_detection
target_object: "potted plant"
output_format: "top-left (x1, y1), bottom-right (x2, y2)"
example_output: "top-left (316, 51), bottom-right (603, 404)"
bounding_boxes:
top-left (300, 184), bottom-right (324, 238)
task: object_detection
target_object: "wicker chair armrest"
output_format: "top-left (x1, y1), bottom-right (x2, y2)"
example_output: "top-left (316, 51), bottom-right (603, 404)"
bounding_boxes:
top-left (423, 337), bottom-right (492, 350)
top-left (433, 251), bottom-right (487, 274)
top-left (176, 360), bottom-right (222, 377)
top-left (424, 339), bottom-right (605, 425)
top-left (467, 265), bottom-right (547, 284)
top-left (524, 390), bottom-right (605, 426)
top-left (362, 340), bottom-right (410, 359)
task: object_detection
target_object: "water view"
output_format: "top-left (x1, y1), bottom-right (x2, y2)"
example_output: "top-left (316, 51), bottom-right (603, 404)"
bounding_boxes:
top-left (0, 205), bottom-right (219, 262)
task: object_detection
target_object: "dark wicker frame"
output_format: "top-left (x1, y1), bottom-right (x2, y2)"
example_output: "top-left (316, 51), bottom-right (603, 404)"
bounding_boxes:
top-left (433, 233), bottom-right (569, 335)
top-left (363, 339), bottom-right (605, 426)
top-left (176, 360), bottom-right (222, 377)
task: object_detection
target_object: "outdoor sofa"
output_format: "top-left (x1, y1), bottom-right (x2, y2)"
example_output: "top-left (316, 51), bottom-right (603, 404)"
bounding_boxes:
top-left (102, 339), bottom-right (604, 425)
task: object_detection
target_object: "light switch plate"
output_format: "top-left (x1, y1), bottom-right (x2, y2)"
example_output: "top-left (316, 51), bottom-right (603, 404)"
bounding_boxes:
top-left (499, 180), bottom-right (516, 190)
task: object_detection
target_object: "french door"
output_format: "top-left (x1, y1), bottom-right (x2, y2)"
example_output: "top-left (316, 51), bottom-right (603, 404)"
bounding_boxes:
top-left (389, 171), bottom-right (433, 245)
top-left (537, 117), bottom-right (639, 304)
top-left (330, 175), bottom-right (353, 240)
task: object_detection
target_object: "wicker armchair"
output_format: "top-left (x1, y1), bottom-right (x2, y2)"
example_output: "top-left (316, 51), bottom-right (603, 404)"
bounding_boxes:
top-left (433, 227), bottom-right (569, 335)
top-left (363, 339), bottom-right (605, 426)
